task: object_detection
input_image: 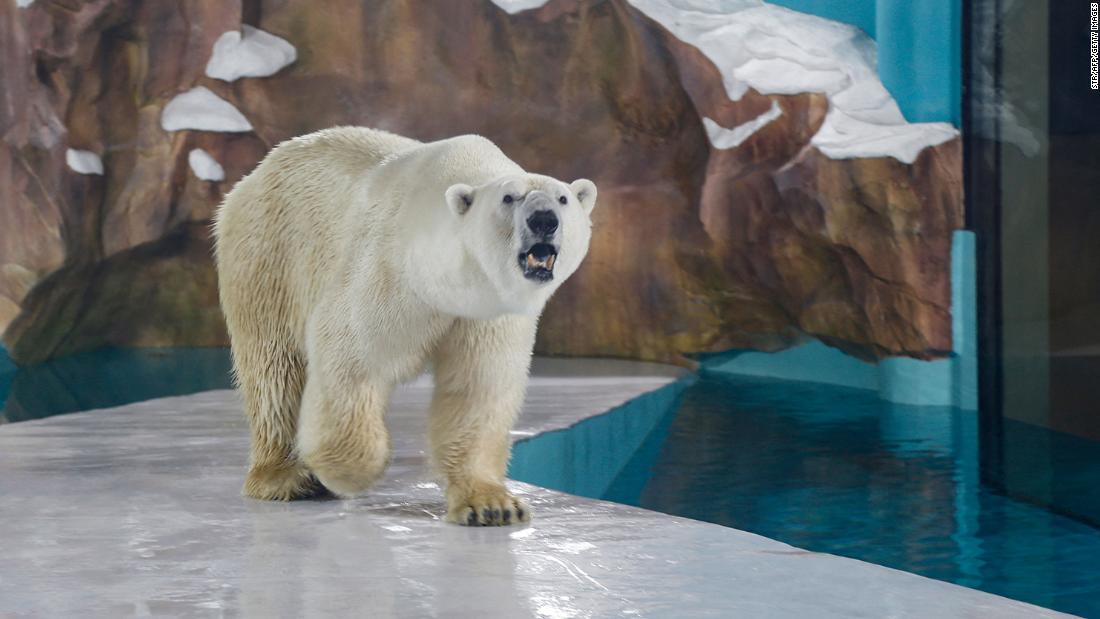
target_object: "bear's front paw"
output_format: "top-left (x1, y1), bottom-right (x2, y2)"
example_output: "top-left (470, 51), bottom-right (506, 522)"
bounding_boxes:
top-left (446, 484), bottom-right (531, 526)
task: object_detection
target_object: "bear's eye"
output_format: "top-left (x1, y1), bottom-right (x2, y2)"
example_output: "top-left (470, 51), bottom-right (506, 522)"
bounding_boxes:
top-left (558, 196), bottom-right (568, 205)
top-left (503, 195), bottom-right (514, 205)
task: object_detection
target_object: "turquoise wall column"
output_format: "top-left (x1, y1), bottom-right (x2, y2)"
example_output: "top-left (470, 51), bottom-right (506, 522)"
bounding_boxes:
top-left (951, 230), bottom-right (978, 410)
top-left (875, 0), bottom-right (961, 124)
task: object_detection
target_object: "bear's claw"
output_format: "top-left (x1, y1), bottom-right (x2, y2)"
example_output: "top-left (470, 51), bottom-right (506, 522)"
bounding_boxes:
top-left (447, 486), bottom-right (530, 526)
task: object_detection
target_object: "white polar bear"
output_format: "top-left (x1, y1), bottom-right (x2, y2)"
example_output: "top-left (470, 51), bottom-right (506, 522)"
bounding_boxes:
top-left (213, 127), bottom-right (596, 525)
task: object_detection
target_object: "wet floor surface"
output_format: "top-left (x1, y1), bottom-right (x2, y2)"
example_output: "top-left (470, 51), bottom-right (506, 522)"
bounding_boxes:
top-left (0, 359), bottom-right (1072, 618)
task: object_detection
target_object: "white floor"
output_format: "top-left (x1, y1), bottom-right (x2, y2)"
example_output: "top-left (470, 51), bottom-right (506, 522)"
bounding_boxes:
top-left (0, 358), bottom-right (1072, 618)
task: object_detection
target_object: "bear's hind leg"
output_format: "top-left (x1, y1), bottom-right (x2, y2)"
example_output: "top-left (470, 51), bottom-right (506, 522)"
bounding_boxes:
top-left (233, 341), bottom-right (319, 500)
top-left (297, 372), bottom-right (393, 498)
top-left (429, 316), bottom-right (536, 526)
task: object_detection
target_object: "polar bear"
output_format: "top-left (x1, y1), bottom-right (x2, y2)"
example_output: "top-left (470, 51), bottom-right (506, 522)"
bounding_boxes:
top-left (213, 127), bottom-right (596, 526)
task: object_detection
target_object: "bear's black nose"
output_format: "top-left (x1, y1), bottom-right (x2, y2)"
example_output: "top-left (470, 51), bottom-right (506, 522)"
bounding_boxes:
top-left (527, 210), bottom-right (558, 236)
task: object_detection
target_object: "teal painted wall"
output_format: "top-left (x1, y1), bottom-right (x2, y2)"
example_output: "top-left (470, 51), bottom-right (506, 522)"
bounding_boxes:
top-left (768, 0), bottom-right (877, 38)
top-left (768, 0), bottom-right (961, 125)
top-left (876, 0), bottom-right (962, 124)
top-left (508, 378), bottom-right (693, 498)
top-left (0, 348), bottom-right (14, 416)
top-left (0, 347), bottom-right (233, 422)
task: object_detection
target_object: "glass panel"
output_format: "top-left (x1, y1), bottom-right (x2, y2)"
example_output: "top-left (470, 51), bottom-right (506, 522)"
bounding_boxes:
top-left (969, 0), bottom-right (1100, 526)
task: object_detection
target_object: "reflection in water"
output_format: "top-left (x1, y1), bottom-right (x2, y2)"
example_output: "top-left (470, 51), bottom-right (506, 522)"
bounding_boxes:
top-left (0, 347), bottom-right (232, 423)
top-left (517, 373), bottom-right (1100, 618)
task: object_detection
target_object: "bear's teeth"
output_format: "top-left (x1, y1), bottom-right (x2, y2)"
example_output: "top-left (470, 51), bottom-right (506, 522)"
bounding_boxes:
top-left (546, 254), bottom-right (556, 270)
top-left (526, 254), bottom-right (538, 269)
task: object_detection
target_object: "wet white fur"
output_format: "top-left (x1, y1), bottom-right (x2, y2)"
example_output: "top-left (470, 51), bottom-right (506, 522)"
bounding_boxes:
top-left (213, 127), bottom-right (596, 525)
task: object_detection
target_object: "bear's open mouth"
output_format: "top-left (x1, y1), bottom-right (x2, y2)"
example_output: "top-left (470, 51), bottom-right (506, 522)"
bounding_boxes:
top-left (518, 243), bottom-right (558, 282)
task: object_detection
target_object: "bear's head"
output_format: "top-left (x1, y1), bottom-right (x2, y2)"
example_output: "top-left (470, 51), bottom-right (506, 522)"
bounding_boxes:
top-left (444, 174), bottom-right (597, 314)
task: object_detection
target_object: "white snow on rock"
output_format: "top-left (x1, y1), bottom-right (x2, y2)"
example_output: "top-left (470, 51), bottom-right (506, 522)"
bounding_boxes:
top-left (188, 148), bottom-right (226, 182)
top-left (626, 0), bottom-right (958, 163)
top-left (484, 0), bottom-right (958, 162)
top-left (65, 149), bottom-right (103, 175)
top-left (490, 0), bottom-right (550, 14)
top-left (205, 25), bottom-right (297, 82)
top-left (703, 99), bottom-right (782, 149)
top-left (813, 107), bottom-right (959, 162)
top-left (16, 0), bottom-right (34, 7)
top-left (161, 87), bottom-right (253, 133)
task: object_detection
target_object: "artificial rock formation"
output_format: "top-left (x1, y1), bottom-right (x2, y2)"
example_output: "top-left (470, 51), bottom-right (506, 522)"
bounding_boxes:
top-left (0, 0), bottom-right (962, 365)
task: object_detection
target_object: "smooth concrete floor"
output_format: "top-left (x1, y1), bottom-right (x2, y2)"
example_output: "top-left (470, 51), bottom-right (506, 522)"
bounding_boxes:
top-left (0, 358), bottom-right (1072, 618)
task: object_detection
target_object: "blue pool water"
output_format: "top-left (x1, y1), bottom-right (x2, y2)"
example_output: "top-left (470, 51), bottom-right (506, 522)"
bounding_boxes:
top-left (511, 373), bottom-right (1100, 618)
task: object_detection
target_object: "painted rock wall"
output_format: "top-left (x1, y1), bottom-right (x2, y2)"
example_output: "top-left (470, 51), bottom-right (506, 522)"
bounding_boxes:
top-left (0, 0), bottom-right (962, 365)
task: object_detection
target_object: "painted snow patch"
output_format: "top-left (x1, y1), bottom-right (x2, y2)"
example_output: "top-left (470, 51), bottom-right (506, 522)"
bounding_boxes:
top-left (161, 87), bottom-right (253, 133)
top-left (490, 0), bottom-right (549, 14)
top-left (205, 25), bottom-right (297, 82)
top-left (626, 0), bottom-right (958, 163)
top-left (813, 107), bottom-right (959, 162)
top-left (188, 148), bottom-right (225, 182)
top-left (703, 100), bottom-right (782, 149)
top-left (65, 149), bottom-right (103, 175)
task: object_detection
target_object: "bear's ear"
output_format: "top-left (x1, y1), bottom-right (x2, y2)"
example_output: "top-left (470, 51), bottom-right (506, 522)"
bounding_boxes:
top-left (445, 184), bottom-right (475, 216)
top-left (570, 179), bottom-right (597, 215)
